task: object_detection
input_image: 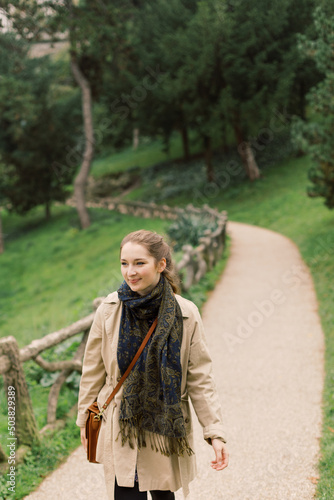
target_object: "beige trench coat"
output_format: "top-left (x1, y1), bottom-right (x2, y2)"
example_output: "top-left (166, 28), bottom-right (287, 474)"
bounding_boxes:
top-left (76, 292), bottom-right (225, 499)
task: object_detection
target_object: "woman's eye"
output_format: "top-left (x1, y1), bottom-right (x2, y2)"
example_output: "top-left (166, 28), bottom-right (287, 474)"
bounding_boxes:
top-left (121, 262), bottom-right (144, 266)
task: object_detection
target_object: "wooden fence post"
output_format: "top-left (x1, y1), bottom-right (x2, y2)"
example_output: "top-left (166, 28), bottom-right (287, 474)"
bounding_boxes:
top-left (178, 245), bottom-right (194, 292)
top-left (0, 337), bottom-right (39, 446)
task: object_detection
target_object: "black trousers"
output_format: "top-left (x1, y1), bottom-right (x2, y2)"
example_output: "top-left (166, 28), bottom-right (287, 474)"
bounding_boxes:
top-left (114, 477), bottom-right (175, 500)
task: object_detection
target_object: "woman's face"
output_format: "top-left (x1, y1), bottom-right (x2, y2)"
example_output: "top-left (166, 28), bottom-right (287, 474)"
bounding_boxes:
top-left (120, 242), bottom-right (166, 296)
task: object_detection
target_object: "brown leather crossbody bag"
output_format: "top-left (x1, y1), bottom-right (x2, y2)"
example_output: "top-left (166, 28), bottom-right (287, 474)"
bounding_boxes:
top-left (85, 317), bottom-right (158, 463)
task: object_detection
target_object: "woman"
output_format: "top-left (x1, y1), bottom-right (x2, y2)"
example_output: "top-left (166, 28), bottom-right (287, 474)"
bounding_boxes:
top-left (76, 230), bottom-right (228, 499)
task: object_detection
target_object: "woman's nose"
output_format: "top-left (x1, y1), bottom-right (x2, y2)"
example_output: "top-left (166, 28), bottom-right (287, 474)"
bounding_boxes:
top-left (128, 265), bottom-right (137, 276)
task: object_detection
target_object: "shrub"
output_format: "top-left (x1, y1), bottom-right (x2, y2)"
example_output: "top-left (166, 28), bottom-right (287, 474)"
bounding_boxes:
top-left (167, 213), bottom-right (217, 251)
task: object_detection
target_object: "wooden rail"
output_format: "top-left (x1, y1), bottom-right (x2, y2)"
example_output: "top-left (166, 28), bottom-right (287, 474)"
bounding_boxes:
top-left (67, 198), bottom-right (228, 291)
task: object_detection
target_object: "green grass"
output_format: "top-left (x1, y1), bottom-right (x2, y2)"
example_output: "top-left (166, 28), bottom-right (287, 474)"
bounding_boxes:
top-left (91, 132), bottom-right (203, 178)
top-left (0, 417), bottom-right (81, 499)
top-left (0, 205), bottom-right (168, 346)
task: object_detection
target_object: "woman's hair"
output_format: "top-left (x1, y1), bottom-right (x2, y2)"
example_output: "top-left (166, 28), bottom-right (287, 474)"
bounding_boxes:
top-left (120, 230), bottom-right (181, 294)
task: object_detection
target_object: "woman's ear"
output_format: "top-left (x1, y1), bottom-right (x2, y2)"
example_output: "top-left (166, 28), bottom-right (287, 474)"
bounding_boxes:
top-left (158, 258), bottom-right (167, 273)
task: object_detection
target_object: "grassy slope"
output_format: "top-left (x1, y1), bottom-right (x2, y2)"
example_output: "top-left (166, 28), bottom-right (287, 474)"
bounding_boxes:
top-left (0, 206), bottom-right (168, 346)
top-left (91, 132), bottom-right (202, 178)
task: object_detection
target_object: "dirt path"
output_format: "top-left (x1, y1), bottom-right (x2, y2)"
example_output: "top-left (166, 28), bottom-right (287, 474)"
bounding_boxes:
top-left (24, 221), bottom-right (324, 500)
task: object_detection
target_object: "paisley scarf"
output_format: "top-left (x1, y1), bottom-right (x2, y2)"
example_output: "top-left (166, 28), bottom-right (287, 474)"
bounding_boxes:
top-left (117, 275), bottom-right (193, 457)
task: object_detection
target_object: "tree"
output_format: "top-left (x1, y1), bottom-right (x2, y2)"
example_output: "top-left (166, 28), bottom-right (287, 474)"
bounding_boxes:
top-left (3, 0), bottom-right (320, 197)
top-left (127, 0), bottom-right (318, 182)
top-left (3, 0), bottom-right (142, 228)
top-left (291, 7), bottom-right (334, 208)
top-left (129, 0), bottom-right (226, 182)
top-left (285, 0), bottom-right (322, 119)
top-left (133, 0), bottom-right (195, 161)
top-left (64, 0), bottom-right (95, 229)
top-left (2, 0), bottom-right (96, 228)
top-left (217, 0), bottom-right (319, 180)
top-left (0, 32), bottom-right (81, 221)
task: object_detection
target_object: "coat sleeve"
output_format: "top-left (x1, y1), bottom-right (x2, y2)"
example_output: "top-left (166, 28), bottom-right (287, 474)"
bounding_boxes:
top-left (186, 305), bottom-right (226, 444)
top-left (76, 304), bottom-right (107, 428)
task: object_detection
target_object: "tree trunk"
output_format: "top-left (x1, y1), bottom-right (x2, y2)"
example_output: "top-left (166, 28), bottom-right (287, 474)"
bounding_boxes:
top-left (0, 337), bottom-right (40, 447)
top-left (233, 111), bottom-right (260, 181)
top-left (133, 128), bottom-right (139, 150)
top-left (204, 135), bottom-right (214, 183)
top-left (70, 53), bottom-right (94, 229)
top-left (180, 126), bottom-right (190, 161)
top-left (240, 142), bottom-right (261, 181)
top-left (0, 210), bottom-right (4, 254)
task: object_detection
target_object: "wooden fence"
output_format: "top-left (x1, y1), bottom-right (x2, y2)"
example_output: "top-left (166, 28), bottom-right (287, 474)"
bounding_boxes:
top-left (0, 200), bottom-right (227, 464)
top-left (68, 198), bottom-right (228, 292)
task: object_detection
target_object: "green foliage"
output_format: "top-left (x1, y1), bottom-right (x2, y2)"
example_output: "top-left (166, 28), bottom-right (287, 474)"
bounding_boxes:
top-left (291, 7), bottom-right (334, 209)
top-left (123, 130), bottom-right (293, 205)
top-left (220, 0), bottom-right (319, 118)
top-left (0, 33), bottom-right (81, 216)
top-left (1, 0), bottom-right (322, 198)
top-left (24, 336), bottom-right (82, 391)
top-left (0, 417), bottom-right (81, 499)
top-left (129, 0), bottom-right (318, 175)
top-left (167, 213), bottom-right (218, 251)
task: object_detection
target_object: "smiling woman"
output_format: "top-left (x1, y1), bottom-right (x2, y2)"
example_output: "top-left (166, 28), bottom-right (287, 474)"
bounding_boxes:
top-left (77, 229), bottom-right (228, 500)
top-left (120, 242), bottom-right (166, 297)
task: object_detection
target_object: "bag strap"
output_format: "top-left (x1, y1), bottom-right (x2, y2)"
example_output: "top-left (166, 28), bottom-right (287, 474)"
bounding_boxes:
top-left (93, 317), bottom-right (158, 421)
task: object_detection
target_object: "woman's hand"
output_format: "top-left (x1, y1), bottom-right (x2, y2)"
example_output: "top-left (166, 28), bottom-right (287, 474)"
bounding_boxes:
top-left (80, 427), bottom-right (87, 453)
top-left (211, 439), bottom-right (229, 471)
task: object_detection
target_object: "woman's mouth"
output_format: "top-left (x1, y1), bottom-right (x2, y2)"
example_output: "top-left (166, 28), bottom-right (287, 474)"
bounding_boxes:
top-left (129, 279), bottom-right (140, 284)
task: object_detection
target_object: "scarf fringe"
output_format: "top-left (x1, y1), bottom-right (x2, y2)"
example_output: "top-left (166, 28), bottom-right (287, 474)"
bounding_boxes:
top-left (118, 418), bottom-right (194, 457)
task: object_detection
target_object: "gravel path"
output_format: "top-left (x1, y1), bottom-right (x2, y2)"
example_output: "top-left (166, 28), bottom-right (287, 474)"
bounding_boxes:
top-left (24, 221), bottom-right (324, 500)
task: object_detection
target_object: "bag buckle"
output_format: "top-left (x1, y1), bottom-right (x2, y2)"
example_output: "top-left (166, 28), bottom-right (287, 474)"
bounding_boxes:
top-left (93, 408), bottom-right (104, 421)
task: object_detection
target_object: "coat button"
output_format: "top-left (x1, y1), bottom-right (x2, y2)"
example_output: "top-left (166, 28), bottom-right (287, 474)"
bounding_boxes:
top-left (185, 418), bottom-right (190, 423)
top-left (117, 376), bottom-right (121, 382)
